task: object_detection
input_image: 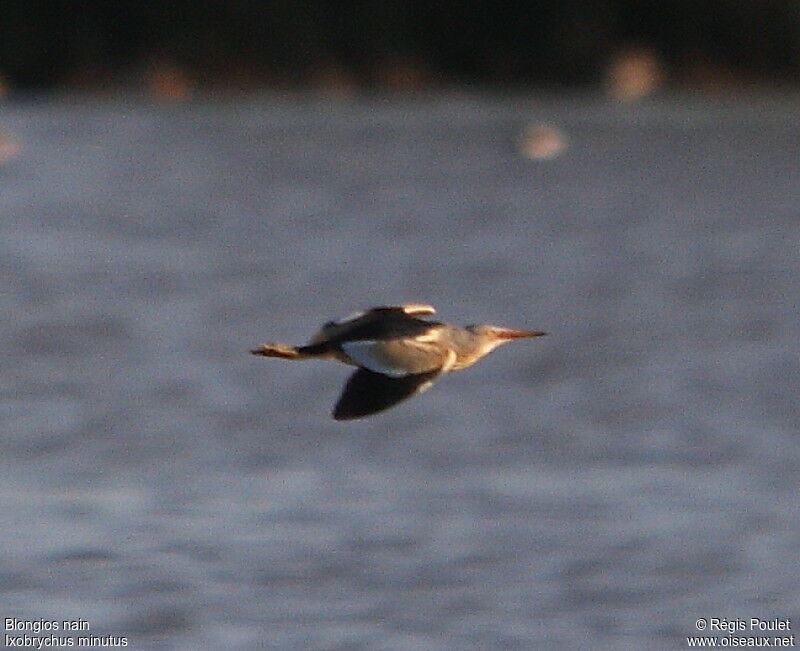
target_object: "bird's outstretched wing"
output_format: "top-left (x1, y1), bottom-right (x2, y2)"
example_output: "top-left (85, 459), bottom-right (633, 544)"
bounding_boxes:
top-left (333, 368), bottom-right (440, 420)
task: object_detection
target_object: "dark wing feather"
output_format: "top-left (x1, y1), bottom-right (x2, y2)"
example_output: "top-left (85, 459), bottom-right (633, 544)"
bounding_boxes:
top-left (331, 310), bottom-right (437, 343)
top-left (332, 368), bottom-right (440, 420)
top-left (302, 312), bottom-right (441, 359)
top-left (315, 308), bottom-right (438, 345)
top-left (310, 305), bottom-right (434, 345)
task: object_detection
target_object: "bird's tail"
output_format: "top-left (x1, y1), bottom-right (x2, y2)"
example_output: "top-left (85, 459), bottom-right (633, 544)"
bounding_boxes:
top-left (250, 342), bottom-right (306, 359)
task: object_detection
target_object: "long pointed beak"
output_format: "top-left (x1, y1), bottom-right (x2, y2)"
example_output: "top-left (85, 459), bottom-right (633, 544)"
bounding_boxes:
top-left (494, 328), bottom-right (547, 340)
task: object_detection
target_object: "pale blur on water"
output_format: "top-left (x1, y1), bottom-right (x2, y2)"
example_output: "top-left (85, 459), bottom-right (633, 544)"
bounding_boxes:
top-left (1, 92), bottom-right (800, 649)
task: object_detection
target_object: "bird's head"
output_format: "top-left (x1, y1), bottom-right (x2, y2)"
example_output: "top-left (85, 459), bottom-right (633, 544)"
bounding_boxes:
top-left (465, 324), bottom-right (547, 353)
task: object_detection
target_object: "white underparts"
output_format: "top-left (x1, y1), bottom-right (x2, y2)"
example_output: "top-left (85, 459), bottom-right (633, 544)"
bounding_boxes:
top-left (341, 339), bottom-right (446, 377)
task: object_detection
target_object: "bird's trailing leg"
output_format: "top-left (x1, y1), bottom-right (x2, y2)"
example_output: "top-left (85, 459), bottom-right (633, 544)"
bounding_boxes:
top-left (250, 341), bottom-right (343, 361)
top-left (250, 342), bottom-right (306, 359)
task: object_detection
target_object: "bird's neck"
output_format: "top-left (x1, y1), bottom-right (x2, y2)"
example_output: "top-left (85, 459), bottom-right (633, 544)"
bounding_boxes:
top-left (450, 331), bottom-right (504, 370)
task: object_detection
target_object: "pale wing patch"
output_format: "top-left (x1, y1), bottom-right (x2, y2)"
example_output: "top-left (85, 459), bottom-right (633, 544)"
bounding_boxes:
top-left (399, 303), bottom-right (436, 315)
top-left (342, 339), bottom-right (445, 377)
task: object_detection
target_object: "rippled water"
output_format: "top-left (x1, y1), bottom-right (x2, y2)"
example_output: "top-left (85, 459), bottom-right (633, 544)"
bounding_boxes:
top-left (2, 92), bottom-right (799, 649)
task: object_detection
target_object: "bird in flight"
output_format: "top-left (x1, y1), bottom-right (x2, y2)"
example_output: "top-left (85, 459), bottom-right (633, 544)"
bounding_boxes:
top-left (251, 303), bottom-right (546, 420)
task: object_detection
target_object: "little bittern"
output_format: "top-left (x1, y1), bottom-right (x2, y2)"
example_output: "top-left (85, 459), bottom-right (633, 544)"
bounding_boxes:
top-left (251, 303), bottom-right (546, 420)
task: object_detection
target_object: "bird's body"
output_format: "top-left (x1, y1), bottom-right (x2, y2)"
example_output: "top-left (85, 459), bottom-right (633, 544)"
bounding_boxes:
top-left (251, 303), bottom-right (546, 420)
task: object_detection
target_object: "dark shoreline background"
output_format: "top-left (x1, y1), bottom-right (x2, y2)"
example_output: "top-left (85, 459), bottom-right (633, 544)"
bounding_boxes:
top-left (2, 2), bottom-right (800, 91)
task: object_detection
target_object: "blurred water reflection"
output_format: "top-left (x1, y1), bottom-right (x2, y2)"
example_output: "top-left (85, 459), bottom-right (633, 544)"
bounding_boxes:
top-left (1, 93), bottom-right (799, 649)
